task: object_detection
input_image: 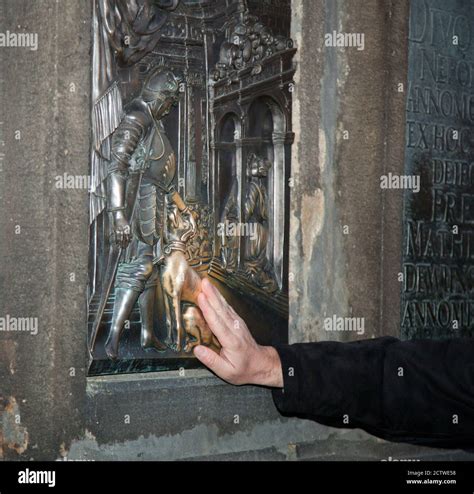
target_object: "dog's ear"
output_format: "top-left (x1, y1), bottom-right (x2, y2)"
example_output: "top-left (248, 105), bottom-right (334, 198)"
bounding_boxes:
top-left (170, 206), bottom-right (180, 230)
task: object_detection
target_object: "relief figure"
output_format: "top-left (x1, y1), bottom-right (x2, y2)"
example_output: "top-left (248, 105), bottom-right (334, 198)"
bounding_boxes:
top-left (103, 68), bottom-right (196, 360)
top-left (243, 153), bottom-right (278, 293)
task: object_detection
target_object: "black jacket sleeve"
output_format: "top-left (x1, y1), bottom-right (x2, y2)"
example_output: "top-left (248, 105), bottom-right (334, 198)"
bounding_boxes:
top-left (272, 337), bottom-right (474, 448)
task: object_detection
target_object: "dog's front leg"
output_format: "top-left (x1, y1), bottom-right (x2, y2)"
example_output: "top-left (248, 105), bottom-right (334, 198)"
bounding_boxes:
top-left (172, 294), bottom-right (184, 353)
top-left (163, 292), bottom-right (175, 349)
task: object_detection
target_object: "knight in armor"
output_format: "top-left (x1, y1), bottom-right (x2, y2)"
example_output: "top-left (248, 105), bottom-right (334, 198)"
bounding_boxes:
top-left (105, 68), bottom-right (193, 361)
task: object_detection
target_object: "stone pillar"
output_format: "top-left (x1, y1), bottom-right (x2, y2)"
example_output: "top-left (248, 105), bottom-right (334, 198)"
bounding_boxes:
top-left (290, 0), bottom-right (409, 343)
top-left (0, 0), bottom-right (91, 459)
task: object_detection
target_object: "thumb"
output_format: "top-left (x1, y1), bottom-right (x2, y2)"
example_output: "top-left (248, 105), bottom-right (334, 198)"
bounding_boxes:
top-left (194, 345), bottom-right (231, 379)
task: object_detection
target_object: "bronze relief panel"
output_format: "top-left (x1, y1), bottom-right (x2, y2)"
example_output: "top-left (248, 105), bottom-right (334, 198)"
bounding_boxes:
top-left (88, 0), bottom-right (296, 375)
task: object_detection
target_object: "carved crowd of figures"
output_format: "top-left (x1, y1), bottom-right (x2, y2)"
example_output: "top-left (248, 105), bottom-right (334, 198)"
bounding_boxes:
top-left (212, 8), bottom-right (293, 81)
top-left (220, 154), bottom-right (278, 293)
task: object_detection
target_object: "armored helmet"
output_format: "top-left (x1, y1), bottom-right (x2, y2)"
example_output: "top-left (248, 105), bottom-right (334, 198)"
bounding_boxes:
top-left (141, 68), bottom-right (180, 103)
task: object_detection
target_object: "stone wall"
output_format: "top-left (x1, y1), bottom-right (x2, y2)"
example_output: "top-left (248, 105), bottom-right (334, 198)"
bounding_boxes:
top-left (290, 0), bottom-right (408, 343)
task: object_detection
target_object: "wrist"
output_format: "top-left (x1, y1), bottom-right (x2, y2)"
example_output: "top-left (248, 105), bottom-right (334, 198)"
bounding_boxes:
top-left (254, 346), bottom-right (283, 388)
top-left (113, 210), bottom-right (126, 222)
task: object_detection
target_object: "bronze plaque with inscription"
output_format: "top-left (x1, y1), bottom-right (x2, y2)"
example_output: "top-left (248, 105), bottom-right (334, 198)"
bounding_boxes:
top-left (402, 0), bottom-right (474, 339)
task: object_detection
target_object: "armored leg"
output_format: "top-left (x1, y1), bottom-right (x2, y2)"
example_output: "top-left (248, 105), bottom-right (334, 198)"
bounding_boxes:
top-left (139, 285), bottom-right (167, 352)
top-left (105, 287), bottom-right (141, 361)
top-left (105, 245), bottom-right (156, 361)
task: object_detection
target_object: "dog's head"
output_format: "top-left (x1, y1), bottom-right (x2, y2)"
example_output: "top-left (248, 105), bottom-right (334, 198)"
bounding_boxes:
top-left (164, 202), bottom-right (196, 245)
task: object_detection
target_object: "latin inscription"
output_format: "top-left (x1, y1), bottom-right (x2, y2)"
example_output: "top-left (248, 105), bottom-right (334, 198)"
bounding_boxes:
top-left (402, 0), bottom-right (474, 339)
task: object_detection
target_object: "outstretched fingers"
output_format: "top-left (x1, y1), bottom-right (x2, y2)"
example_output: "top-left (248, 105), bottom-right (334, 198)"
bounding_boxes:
top-left (201, 278), bottom-right (236, 324)
top-left (197, 291), bottom-right (235, 347)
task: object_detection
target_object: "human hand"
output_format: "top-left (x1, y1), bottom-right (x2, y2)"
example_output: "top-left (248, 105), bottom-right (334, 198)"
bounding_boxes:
top-left (112, 211), bottom-right (131, 249)
top-left (193, 278), bottom-right (283, 388)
